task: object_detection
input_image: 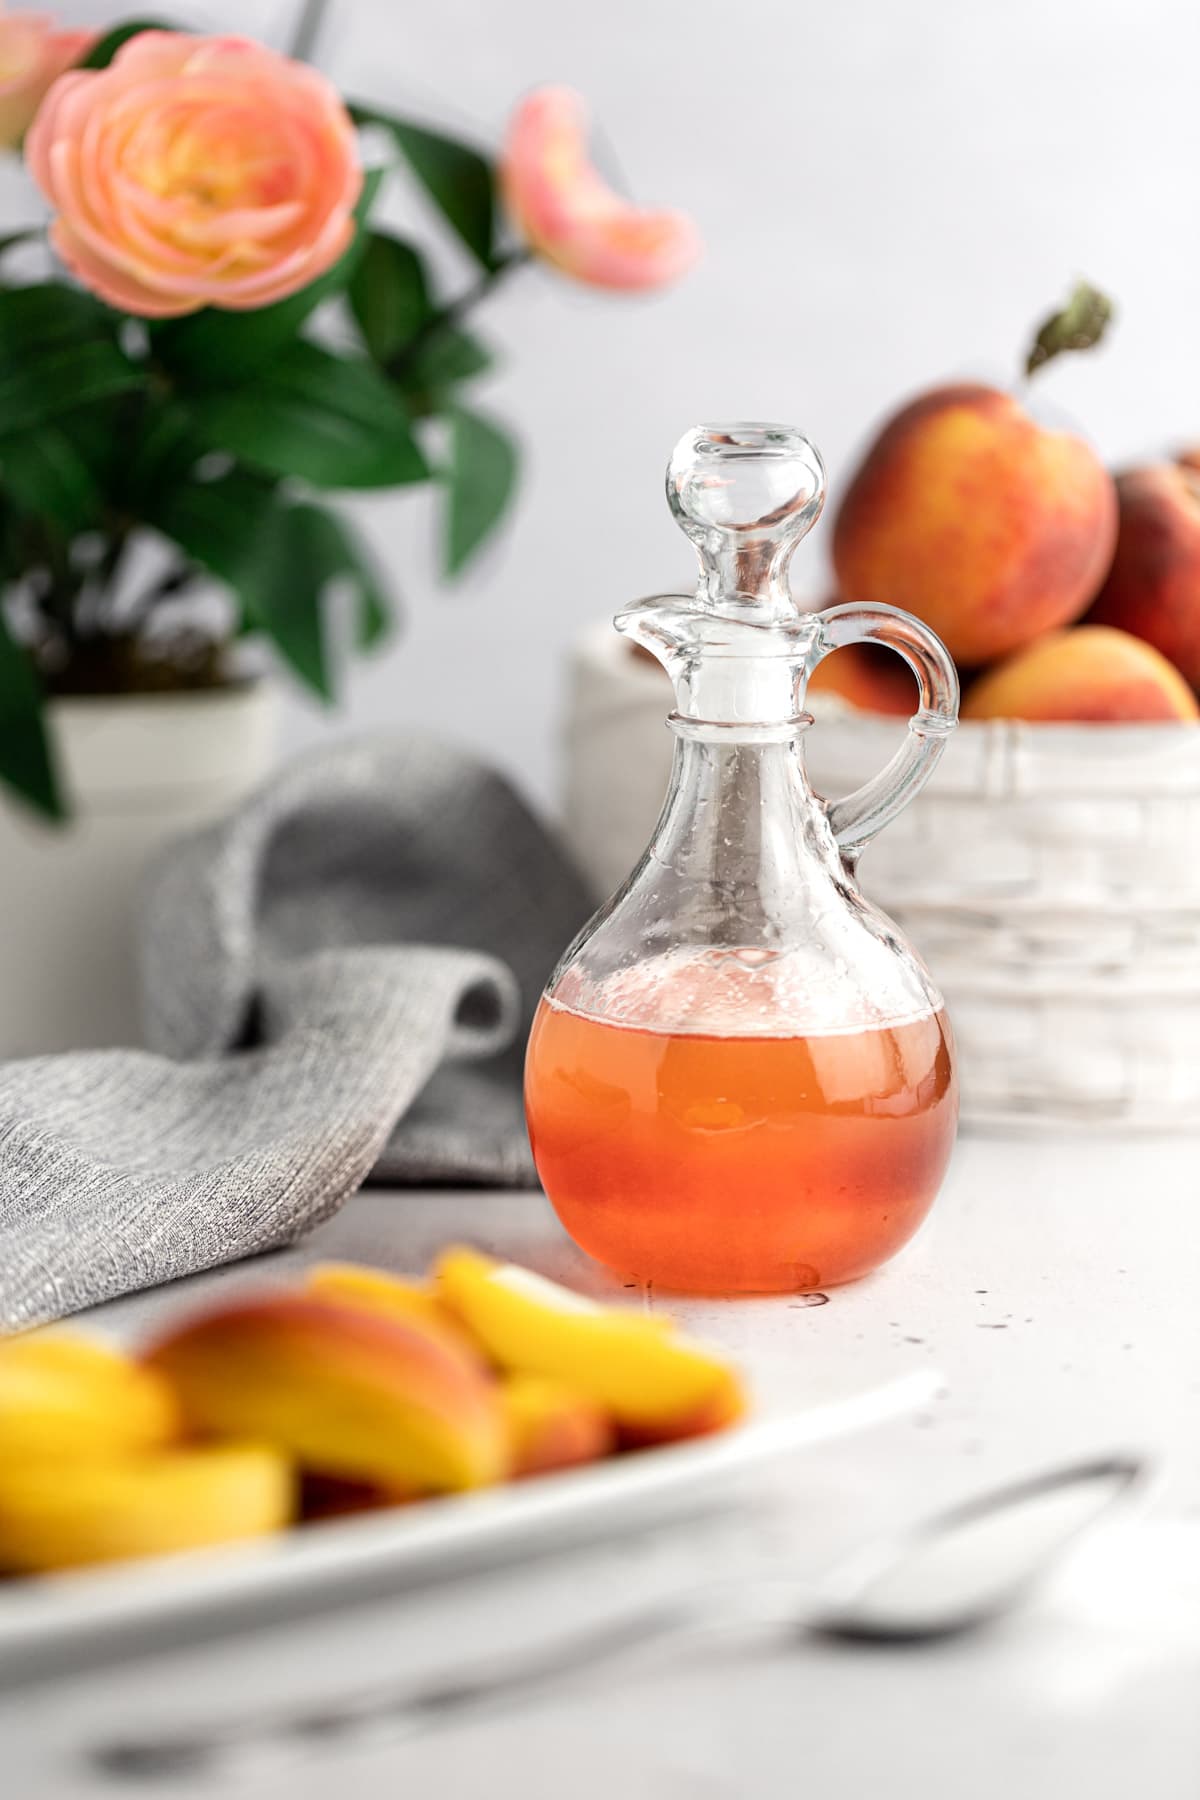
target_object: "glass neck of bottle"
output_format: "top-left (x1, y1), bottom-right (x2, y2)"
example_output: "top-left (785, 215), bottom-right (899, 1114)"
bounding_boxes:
top-left (650, 732), bottom-right (839, 898)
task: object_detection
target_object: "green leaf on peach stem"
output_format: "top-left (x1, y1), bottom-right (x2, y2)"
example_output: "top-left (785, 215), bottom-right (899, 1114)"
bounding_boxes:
top-left (1024, 280), bottom-right (1115, 378)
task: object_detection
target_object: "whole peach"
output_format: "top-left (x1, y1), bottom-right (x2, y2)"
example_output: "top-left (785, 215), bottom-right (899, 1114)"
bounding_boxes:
top-left (1087, 464), bottom-right (1200, 688)
top-left (961, 624), bottom-right (1198, 723)
top-left (808, 641), bottom-right (916, 716)
top-left (832, 384), bottom-right (1118, 666)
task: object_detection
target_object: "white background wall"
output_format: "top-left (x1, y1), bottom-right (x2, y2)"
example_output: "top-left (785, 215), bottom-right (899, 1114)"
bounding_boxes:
top-left (61, 0), bottom-right (1200, 807)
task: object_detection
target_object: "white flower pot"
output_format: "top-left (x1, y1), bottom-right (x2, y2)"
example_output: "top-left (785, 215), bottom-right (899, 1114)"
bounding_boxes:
top-left (563, 622), bottom-right (1200, 1132)
top-left (0, 683), bottom-right (277, 1056)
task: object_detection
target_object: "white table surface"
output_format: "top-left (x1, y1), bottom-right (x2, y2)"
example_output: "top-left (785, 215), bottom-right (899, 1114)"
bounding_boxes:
top-left (6, 1129), bottom-right (1200, 1798)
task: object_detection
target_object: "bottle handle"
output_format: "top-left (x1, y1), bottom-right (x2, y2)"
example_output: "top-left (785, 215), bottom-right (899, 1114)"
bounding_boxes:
top-left (809, 602), bottom-right (959, 860)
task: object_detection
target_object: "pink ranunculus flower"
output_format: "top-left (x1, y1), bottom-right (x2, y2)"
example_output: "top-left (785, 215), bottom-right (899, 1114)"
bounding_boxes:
top-left (501, 87), bottom-right (701, 292)
top-left (25, 31), bottom-right (362, 318)
top-left (0, 7), bottom-right (91, 148)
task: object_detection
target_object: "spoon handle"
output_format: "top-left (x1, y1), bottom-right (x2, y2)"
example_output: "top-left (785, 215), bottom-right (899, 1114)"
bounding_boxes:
top-left (90, 1590), bottom-right (779, 1783)
top-left (90, 1452), bottom-right (1146, 1783)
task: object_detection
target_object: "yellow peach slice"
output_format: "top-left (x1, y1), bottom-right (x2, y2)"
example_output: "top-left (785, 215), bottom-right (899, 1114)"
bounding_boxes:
top-left (0, 1329), bottom-right (179, 1460)
top-left (0, 1444), bottom-right (291, 1573)
top-left (144, 1294), bottom-right (506, 1493)
top-left (500, 1374), bottom-right (614, 1477)
top-left (436, 1249), bottom-right (746, 1442)
top-left (303, 1263), bottom-right (476, 1353)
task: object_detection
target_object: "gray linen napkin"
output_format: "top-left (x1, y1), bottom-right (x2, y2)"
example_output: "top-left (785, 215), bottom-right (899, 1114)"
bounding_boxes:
top-left (0, 734), bottom-right (593, 1331)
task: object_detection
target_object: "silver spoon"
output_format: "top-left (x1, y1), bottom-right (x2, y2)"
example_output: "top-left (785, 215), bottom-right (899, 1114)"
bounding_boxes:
top-left (91, 1453), bottom-right (1145, 1783)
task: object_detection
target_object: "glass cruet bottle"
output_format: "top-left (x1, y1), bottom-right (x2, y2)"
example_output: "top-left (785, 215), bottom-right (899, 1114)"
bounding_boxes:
top-left (526, 422), bottom-right (961, 1294)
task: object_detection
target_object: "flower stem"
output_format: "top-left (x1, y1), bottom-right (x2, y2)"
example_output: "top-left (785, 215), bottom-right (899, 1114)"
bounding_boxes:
top-left (386, 249), bottom-right (532, 380)
top-left (288, 0), bottom-right (332, 63)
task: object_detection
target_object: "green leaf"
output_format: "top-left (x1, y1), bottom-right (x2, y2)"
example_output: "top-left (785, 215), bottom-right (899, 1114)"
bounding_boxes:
top-left (0, 284), bottom-right (116, 357)
top-left (119, 398), bottom-right (198, 506)
top-left (352, 105), bottom-right (497, 270)
top-left (1025, 280), bottom-right (1115, 378)
top-left (249, 501), bottom-right (392, 678)
top-left (152, 168), bottom-right (384, 385)
top-left (0, 288), bottom-right (140, 438)
top-left (288, 503), bottom-right (392, 652)
top-left (0, 610), bottom-right (63, 822)
top-left (0, 430), bottom-right (101, 533)
top-left (148, 468), bottom-right (395, 697)
top-left (150, 467), bottom-right (330, 696)
top-left (78, 21), bottom-right (175, 70)
top-left (407, 324), bottom-right (492, 393)
top-left (0, 339), bottom-right (142, 437)
top-left (184, 341), bottom-right (429, 489)
top-left (349, 232), bottom-right (433, 364)
top-left (442, 405), bottom-right (518, 576)
top-left (237, 505), bottom-right (330, 694)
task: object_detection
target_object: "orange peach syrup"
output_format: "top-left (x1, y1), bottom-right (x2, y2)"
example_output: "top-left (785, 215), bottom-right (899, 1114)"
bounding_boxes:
top-left (525, 997), bottom-right (957, 1293)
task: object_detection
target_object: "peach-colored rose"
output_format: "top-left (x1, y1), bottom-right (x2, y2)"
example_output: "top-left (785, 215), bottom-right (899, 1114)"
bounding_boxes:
top-left (501, 87), bottom-right (700, 291)
top-left (0, 8), bottom-right (91, 148)
top-left (25, 31), bottom-right (361, 318)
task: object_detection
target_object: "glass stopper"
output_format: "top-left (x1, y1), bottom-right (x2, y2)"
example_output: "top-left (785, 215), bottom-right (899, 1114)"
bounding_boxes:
top-left (666, 423), bottom-right (826, 619)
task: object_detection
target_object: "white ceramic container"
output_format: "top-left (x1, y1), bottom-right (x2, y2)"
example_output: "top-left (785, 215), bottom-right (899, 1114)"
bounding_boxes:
top-left (0, 683), bottom-right (276, 1056)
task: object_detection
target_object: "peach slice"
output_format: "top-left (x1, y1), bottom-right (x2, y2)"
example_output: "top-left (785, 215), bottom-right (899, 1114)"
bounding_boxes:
top-left (436, 1248), bottom-right (746, 1443)
top-left (0, 1329), bottom-right (179, 1460)
top-left (303, 1262), bottom-right (476, 1353)
top-left (0, 1444), bottom-right (291, 1573)
top-left (500, 1374), bottom-right (614, 1477)
top-left (144, 1294), bottom-right (506, 1493)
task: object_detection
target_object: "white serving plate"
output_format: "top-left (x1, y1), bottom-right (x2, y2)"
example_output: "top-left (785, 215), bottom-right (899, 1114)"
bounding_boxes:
top-left (0, 1367), bottom-right (937, 1688)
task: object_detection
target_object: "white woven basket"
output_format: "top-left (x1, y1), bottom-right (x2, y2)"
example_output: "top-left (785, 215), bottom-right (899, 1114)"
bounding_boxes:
top-left (563, 622), bottom-right (1200, 1132)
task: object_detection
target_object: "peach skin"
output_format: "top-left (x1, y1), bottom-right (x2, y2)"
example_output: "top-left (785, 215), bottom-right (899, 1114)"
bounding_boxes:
top-left (0, 1444), bottom-right (291, 1573)
top-left (302, 1262), bottom-right (477, 1355)
top-left (1087, 464), bottom-right (1200, 689)
top-left (0, 1329), bottom-right (179, 1460)
top-left (144, 1294), bottom-right (506, 1492)
top-left (961, 625), bottom-right (1199, 723)
top-left (501, 87), bottom-right (700, 291)
top-left (808, 641), bottom-right (916, 716)
top-left (500, 1374), bottom-right (614, 1477)
top-left (832, 384), bottom-right (1118, 666)
top-left (436, 1248), bottom-right (745, 1443)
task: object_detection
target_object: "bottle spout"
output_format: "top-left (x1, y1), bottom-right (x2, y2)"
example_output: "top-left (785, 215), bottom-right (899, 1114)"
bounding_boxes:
top-left (667, 423), bottom-right (826, 620)
top-left (616, 595), bottom-right (822, 735)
